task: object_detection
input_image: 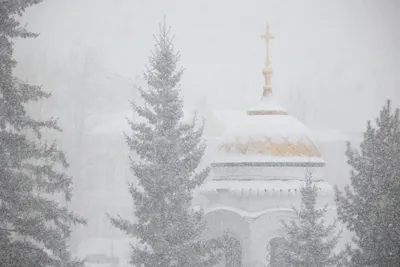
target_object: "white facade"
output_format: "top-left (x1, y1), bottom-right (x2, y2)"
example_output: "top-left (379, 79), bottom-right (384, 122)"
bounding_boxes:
top-left (190, 94), bottom-right (339, 266)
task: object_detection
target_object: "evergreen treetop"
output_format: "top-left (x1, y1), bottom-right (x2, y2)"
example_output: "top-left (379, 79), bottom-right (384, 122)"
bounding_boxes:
top-left (110, 20), bottom-right (220, 267)
top-left (269, 172), bottom-right (344, 267)
top-left (0, 1), bottom-right (86, 266)
top-left (335, 100), bottom-right (400, 267)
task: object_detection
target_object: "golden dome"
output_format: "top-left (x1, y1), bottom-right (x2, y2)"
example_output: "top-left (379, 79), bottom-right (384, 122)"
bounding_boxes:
top-left (214, 109), bottom-right (323, 165)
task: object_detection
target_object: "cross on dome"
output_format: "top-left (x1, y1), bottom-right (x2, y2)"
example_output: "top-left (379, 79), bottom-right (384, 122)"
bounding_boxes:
top-left (260, 23), bottom-right (274, 97)
top-left (260, 23), bottom-right (274, 69)
top-left (246, 23), bottom-right (287, 116)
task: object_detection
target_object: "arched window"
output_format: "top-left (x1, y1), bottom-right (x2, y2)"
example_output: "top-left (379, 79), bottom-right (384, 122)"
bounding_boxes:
top-left (221, 234), bottom-right (242, 267)
top-left (268, 237), bottom-right (287, 267)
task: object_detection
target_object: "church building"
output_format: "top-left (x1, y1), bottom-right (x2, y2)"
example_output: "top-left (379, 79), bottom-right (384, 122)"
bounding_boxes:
top-left (192, 24), bottom-right (336, 267)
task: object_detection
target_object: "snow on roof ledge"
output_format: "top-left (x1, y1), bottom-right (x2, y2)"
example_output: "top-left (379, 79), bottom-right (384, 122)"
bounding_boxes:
top-left (204, 205), bottom-right (295, 219)
top-left (203, 204), bottom-right (336, 222)
top-left (199, 180), bottom-right (334, 197)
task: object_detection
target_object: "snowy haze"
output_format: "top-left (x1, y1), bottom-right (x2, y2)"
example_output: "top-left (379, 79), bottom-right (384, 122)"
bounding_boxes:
top-left (14, 0), bottom-right (400, 133)
top-left (8, 0), bottom-right (400, 262)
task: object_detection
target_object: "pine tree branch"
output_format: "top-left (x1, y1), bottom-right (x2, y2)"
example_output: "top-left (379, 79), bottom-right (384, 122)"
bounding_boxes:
top-left (0, 227), bottom-right (19, 233)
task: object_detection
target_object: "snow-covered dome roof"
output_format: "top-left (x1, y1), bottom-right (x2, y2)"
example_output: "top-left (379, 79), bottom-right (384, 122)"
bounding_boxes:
top-left (214, 95), bottom-right (324, 166)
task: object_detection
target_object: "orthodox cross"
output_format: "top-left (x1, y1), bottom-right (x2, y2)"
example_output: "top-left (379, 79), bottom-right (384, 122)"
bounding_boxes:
top-left (260, 23), bottom-right (274, 68)
top-left (260, 23), bottom-right (274, 96)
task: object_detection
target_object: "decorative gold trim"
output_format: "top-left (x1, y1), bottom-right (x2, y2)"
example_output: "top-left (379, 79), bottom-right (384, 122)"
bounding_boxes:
top-left (218, 135), bottom-right (321, 157)
top-left (252, 139), bottom-right (268, 154)
top-left (304, 135), bottom-right (322, 157)
top-left (235, 138), bottom-right (250, 154)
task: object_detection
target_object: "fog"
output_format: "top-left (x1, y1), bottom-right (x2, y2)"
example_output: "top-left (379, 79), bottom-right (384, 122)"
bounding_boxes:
top-left (8, 0), bottom-right (400, 264)
top-left (15, 0), bottom-right (400, 132)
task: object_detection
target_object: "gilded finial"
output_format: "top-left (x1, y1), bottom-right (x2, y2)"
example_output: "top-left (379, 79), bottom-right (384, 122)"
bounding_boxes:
top-left (260, 23), bottom-right (274, 96)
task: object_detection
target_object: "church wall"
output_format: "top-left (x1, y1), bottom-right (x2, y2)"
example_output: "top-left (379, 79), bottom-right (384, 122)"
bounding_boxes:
top-left (201, 185), bottom-right (333, 213)
top-left (212, 165), bottom-right (325, 181)
top-left (204, 194), bottom-right (301, 213)
top-left (198, 185), bottom-right (343, 265)
top-left (203, 209), bottom-right (251, 264)
top-left (250, 209), bottom-right (296, 266)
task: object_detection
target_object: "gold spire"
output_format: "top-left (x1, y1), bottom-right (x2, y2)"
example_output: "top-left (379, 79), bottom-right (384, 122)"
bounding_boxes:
top-left (260, 23), bottom-right (274, 96)
top-left (247, 23), bottom-right (288, 116)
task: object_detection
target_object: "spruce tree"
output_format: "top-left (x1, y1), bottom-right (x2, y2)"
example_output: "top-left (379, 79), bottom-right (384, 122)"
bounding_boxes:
top-left (269, 173), bottom-right (344, 267)
top-left (335, 100), bottom-right (400, 267)
top-left (109, 20), bottom-right (220, 267)
top-left (0, 1), bottom-right (86, 267)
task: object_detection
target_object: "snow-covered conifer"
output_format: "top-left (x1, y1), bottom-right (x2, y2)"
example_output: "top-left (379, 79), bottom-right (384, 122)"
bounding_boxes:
top-left (109, 20), bottom-right (220, 267)
top-left (335, 100), bottom-right (400, 267)
top-left (269, 172), bottom-right (344, 267)
top-left (0, 1), bottom-right (86, 267)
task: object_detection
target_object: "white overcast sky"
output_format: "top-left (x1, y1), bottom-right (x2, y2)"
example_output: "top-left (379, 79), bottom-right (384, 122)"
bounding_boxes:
top-left (14, 0), bottom-right (400, 133)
